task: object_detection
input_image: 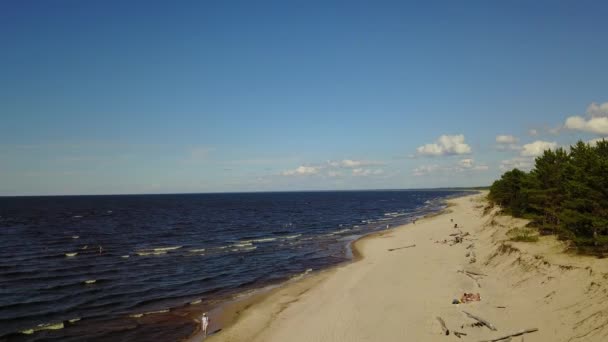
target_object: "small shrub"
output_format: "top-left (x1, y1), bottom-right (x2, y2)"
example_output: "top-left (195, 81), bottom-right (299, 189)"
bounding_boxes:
top-left (507, 227), bottom-right (539, 242)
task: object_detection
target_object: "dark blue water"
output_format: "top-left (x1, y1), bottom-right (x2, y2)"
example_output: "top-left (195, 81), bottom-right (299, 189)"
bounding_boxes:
top-left (0, 190), bottom-right (467, 341)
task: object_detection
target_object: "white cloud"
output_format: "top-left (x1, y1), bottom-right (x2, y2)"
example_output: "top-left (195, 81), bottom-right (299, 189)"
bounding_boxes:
top-left (587, 102), bottom-right (608, 117)
top-left (416, 134), bottom-right (472, 156)
top-left (496, 135), bottom-right (518, 144)
top-left (412, 165), bottom-right (439, 176)
top-left (327, 171), bottom-right (342, 177)
top-left (327, 159), bottom-right (384, 168)
top-left (459, 158), bottom-right (474, 168)
top-left (588, 137), bottom-right (608, 146)
top-left (495, 135), bottom-right (520, 151)
top-left (352, 168), bottom-right (384, 177)
top-left (500, 157), bottom-right (534, 171)
top-left (472, 165), bottom-right (489, 171)
top-left (520, 140), bottom-right (557, 157)
top-left (280, 159), bottom-right (385, 177)
top-left (564, 116), bottom-right (608, 135)
top-left (413, 159), bottom-right (488, 176)
top-left (457, 158), bottom-right (488, 171)
top-left (563, 101), bottom-right (608, 135)
top-left (528, 129), bottom-right (538, 136)
top-left (281, 165), bottom-right (321, 176)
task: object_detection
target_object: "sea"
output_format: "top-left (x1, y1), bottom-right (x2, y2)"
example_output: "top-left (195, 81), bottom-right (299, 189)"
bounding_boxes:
top-left (0, 190), bottom-right (468, 341)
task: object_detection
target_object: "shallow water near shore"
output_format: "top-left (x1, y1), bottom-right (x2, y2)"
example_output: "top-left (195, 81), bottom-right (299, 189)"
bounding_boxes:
top-left (0, 190), bottom-right (467, 341)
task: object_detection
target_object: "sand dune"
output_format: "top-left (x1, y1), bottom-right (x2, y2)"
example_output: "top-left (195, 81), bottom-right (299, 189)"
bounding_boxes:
top-left (195, 192), bottom-right (608, 342)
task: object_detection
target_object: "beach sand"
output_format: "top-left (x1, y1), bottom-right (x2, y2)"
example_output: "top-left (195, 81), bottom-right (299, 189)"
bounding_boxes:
top-left (191, 192), bottom-right (608, 342)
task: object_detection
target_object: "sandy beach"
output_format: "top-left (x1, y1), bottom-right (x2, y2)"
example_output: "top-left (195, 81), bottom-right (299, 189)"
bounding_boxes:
top-left (192, 192), bottom-right (608, 342)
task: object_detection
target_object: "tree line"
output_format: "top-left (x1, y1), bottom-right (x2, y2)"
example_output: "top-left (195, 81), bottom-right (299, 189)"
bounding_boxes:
top-left (488, 139), bottom-right (608, 253)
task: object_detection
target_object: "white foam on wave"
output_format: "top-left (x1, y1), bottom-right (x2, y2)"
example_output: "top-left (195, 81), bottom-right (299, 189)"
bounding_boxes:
top-left (328, 229), bottom-right (350, 236)
top-left (65, 253), bottom-right (78, 257)
top-left (121, 255), bottom-right (130, 258)
top-left (136, 250), bottom-right (167, 256)
top-left (84, 279), bottom-right (96, 284)
top-left (230, 246), bottom-right (257, 252)
top-left (252, 237), bottom-right (277, 243)
top-left (232, 242), bottom-right (253, 247)
top-left (129, 309), bottom-right (170, 318)
top-left (20, 322), bottom-right (65, 335)
top-left (384, 212), bottom-right (405, 217)
top-left (152, 246), bottom-right (182, 252)
top-left (283, 234), bottom-right (302, 239)
top-left (135, 246), bottom-right (182, 256)
top-left (189, 248), bottom-right (206, 253)
top-left (290, 268), bottom-right (313, 282)
top-left (189, 299), bottom-right (202, 305)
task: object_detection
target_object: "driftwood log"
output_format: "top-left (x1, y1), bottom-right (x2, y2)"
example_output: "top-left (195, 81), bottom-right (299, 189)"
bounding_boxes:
top-left (436, 316), bottom-right (449, 335)
top-left (464, 270), bottom-right (487, 277)
top-left (464, 272), bottom-right (482, 288)
top-left (454, 331), bottom-right (467, 338)
top-left (478, 328), bottom-right (538, 342)
top-left (462, 311), bottom-right (497, 331)
top-left (388, 244), bottom-right (416, 251)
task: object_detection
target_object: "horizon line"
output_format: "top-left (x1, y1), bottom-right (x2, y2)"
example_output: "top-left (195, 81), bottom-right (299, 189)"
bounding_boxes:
top-left (0, 186), bottom-right (488, 198)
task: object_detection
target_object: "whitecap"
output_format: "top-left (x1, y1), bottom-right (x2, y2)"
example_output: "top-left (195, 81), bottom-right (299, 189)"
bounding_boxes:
top-left (232, 242), bottom-right (253, 247)
top-left (189, 299), bottom-right (202, 305)
top-left (84, 280), bottom-right (96, 284)
top-left (143, 309), bottom-right (169, 315)
top-left (329, 229), bottom-right (350, 235)
top-left (252, 237), bottom-right (276, 243)
top-left (65, 253), bottom-right (78, 257)
top-left (19, 322), bottom-right (67, 335)
top-left (152, 246), bottom-right (182, 252)
top-left (283, 234), bottom-right (302, 239)
top-left (136, 250), bottom-right (167, 256)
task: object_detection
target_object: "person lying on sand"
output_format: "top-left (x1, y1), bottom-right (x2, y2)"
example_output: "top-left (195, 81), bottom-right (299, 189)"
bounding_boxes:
top-left (460, 293), bottom-right (481, 303)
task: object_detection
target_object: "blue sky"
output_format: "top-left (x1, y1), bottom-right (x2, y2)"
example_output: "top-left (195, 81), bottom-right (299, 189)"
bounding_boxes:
top-left (1, 1), bottom-right (607, 195)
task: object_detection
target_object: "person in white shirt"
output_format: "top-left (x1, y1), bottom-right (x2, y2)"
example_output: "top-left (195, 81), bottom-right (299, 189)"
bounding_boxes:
top-left (201, 312), bottom-right (209, 337)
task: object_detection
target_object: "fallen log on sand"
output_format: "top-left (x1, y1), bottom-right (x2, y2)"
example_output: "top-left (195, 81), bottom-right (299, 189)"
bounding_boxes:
top-left (454, 331), bottom-right (467, 338)
top-left (436, 316), bottom-right (449, 335)
top-left (462, 311), bottom-right (497, 331)
top-left (478, 328), bottom-right (538, 341)
top-left (464, 272), bottom-right (482, 288)
top-left (387, 244), bottom-right (416, 251)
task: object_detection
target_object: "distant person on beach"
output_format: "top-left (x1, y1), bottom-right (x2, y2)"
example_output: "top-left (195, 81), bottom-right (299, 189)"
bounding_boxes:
top-left (201, 312), bottom-right (209, 337)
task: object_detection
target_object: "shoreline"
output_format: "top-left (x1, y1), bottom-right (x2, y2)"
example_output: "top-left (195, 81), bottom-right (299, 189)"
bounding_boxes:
top-left (187, 195), bottom-right (460, 341)
top-left (196, 191), bottom-right (608, 342)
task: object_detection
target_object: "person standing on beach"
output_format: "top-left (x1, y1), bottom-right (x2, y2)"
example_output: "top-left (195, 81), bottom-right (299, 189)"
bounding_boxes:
top-left (201, 312), bottom-right (209, 337)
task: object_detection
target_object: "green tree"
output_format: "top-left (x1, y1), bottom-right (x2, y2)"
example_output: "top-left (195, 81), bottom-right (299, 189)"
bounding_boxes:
top-left (560, 141), bottom-right (608, 247)
top-left (527, 148), bottom-right (571, 233)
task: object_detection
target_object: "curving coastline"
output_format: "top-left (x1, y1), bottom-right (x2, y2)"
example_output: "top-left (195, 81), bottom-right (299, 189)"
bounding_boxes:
top-left (193, 192), bottom-right (608, 342)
